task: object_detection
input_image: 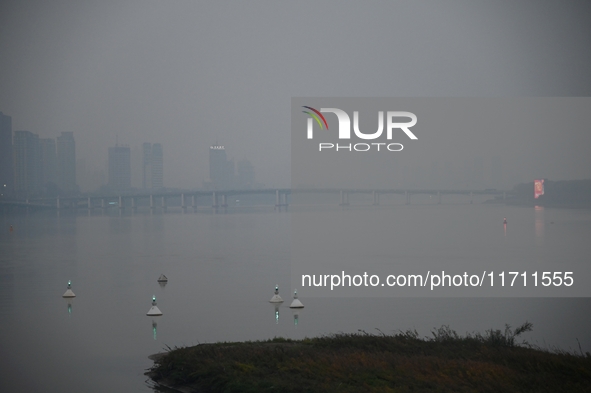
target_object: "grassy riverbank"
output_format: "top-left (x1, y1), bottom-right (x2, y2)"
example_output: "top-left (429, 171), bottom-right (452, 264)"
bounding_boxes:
top-left (147, 323), bottom-right (591, 392)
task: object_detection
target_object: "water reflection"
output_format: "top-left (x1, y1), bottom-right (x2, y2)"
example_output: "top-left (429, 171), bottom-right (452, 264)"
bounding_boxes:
top-left (272, 303), bottom-right (280, 324)
top-left (65, 298), bottom-right (73, 315)
top-left (151, 317), bottom-right (161, 340)
top-left (292, 308), bottom-right (302, 327)
top-left (535, 206), bottom-right (544, 240)
top-left (157, 274), bottom-right (168, 289)
top-left (1, 206), bottom-right (590, 393)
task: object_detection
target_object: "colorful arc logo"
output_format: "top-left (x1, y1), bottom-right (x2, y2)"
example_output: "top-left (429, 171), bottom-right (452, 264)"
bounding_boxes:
top-left (302, 106), bottom-right (328, 130)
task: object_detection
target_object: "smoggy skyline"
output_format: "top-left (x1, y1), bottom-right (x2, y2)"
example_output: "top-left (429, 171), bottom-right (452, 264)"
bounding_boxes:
top-left (2, 1), bottom-right (591, 190)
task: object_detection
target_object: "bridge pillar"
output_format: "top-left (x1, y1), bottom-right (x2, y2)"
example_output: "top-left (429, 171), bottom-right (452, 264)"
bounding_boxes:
top-left (88, 197), bottom-right (92, 209)
top-left (101, 198), bottom-right (106, 209)
top-left (131, 197), bottom-right (136, 211)
top-left (339, 191), bottom-right (349, 206)
top-left (192, 195), bottom-right (196, 212)
top-left (275, 190), bottom-right (288, 211)
top-left (181, 193), bottom-right (186, 211)
top-left (119, 196), bottom-right (123, 209)
top-left (221, 194), bottom-right (227, 208)
top-left (438, 191), bottom-right (441, 204)
top-left (56, 197), bottom-right (60, 209)
top-left (161, 196), bottom-right (166, 211)
top-left (372, 191), bottom-right (380, 206)
top-left (470, 192), bottom-right (473, 204)
top-left (150, 195), bottom-right (154, 209)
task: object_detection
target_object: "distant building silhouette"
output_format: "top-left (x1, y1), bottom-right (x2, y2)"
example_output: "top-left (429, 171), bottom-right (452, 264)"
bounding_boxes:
top-left (14, 130), bottom-right (41, 197)
top-left (108, 145), bottom-right (131, 191)
top-left (0, 111), bottom-right (14, 197)
top-left (151, 143), bottom-right (163, 189)
top-left (57, 132), bottom-right (77, 193)
top-left (142, 143), bottom-right (152, 189)
top-left (208, 145), bottom-right (234, 190)
top-left (236, 159), bottom-right (255, 189)
top-left (142, 142), bottom-right (163, 189)
top-left (40, 138), bottom-right (58, 189)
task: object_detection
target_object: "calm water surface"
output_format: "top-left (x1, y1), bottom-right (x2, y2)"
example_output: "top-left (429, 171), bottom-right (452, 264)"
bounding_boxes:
top-left (0, 201), bottom-right (590, 392)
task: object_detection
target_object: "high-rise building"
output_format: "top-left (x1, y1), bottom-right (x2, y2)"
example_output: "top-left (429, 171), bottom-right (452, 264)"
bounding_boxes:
top-left (151, 143), bottom-right (163, 189)
top-left (142, 143), bottom-right (152, 189)
top-left (209, 145), bottom-right (233, 190)
top-left (13, 130), bottom-right (41, 197)
top-left (130, 145), bottom-right (142, 190)
top-left (57, 132), bottom-right (77, 193)
top-left (40, 138), bottom-right (57, 187)
top-left (236, 159), bottom-right (255, 189)
top-left (142, 143), bottom-right (164, 189)
top-left (108, 145), bottom-right (131, 191)
top-left (0, 111), bottom-right (14, 197)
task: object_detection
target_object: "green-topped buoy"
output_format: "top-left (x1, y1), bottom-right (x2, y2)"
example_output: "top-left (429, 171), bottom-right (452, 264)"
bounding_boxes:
top-left (147, 295), bottom-right (163, 316)
top-left (62, 280), bottom-right (76, 298)
top-left (269, 285), bottom-right (284, 303)
top-left (289, 289), bottom-right (304, 308)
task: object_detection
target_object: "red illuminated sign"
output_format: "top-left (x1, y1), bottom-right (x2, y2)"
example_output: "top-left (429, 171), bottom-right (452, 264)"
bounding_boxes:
top-left (534, 179), bottom-right (544, 199)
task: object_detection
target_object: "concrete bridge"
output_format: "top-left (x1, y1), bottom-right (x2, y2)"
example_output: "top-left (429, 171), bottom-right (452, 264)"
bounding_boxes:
top-left (1, 188), bottom-right (512, 212)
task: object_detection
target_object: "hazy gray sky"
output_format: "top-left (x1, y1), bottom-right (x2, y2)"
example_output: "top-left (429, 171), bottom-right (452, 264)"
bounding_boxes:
top-left (1, 1), bottom-right (590, 189)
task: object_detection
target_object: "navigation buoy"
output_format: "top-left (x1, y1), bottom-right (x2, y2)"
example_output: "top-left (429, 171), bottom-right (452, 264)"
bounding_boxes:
top-left (503, 218), bottom-right (507, 225)
top-left (269, 285), bottom-right (284, 303)
top-left (147, 295), bottom-right (163, 316)
top-left (289, 289), bottom-right (304, 308)
top-left (157, 274), bottom-right (168, 283)
top-left (62, 280), bottom-right (76, 298)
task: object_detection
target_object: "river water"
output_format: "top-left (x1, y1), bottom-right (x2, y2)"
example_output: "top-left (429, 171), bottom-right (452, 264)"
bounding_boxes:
top-left (0, 200), bottom-right (590, 392)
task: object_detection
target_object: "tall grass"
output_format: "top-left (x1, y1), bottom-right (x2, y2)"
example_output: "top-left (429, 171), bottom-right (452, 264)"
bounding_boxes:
top-left (147, 322), bottom-right (591, 393)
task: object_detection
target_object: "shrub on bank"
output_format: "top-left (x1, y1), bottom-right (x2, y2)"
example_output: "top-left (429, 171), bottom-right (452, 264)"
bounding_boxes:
top-left (147, 322), bottom-right (591, 393)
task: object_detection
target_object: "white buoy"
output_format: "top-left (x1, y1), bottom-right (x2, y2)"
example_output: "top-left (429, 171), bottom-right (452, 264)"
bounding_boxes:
top-left (62, 280), bottom-right (76, 298)
top-left (147, 295), bottom-right (163, 316)
top-left (269, 285), bottom-right (284, 303)
top-left (289, 289), bottom-right (304, 308)
top-left (157, 274), bottom-right (168, 283)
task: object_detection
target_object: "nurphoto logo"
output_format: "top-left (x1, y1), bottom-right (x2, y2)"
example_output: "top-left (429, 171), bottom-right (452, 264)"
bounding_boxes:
top-left (302, 106), bottom-right (418, 152)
